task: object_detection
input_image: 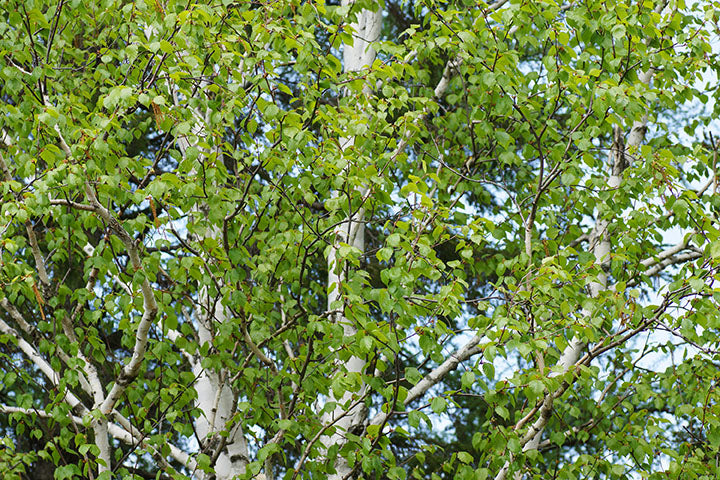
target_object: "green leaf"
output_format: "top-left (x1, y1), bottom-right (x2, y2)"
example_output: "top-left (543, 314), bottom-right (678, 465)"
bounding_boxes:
top-left (387, 233), bottom-right (401, 247)
top-left (710, 241), bottom-right (720, 259)
top-left (495, 405), bottom-right (509, 420)
top-left (457, 451), bottom-right (473, 464)
top-left (461, 371), bottom-right (475, 389)
top-left (431, 397), bottom-right (447, 414)
top-left (196, 453), bottom-right (212, 473)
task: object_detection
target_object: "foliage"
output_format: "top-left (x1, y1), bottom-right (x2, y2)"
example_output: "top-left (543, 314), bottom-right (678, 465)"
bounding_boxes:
top-left (1, 0), bottom-right (720, 479)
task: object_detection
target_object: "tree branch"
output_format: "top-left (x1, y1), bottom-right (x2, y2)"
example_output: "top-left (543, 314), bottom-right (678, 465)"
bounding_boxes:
top-left (83, 178), bottom-right (159, 417)
top-left (368, 335), bottom-right (483, 428)
top-left (0, 317), bottom-right (88, 415)
top-left (49, 198), bottom-right (96, 211)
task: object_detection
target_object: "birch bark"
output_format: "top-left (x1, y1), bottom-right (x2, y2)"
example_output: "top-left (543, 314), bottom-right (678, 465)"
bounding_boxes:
top-left (493, 70), bottom-right (653, 480)
top-left (321, 2), bottom-right (382, 478)
top-left (174, 110), bottom-right (250, 480)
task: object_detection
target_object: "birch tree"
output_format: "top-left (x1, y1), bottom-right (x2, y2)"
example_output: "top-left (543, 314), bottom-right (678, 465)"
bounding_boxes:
top-left (320, 2), bottom-right (381, 479)
top-left (1, 0), bottom-right (720, 479)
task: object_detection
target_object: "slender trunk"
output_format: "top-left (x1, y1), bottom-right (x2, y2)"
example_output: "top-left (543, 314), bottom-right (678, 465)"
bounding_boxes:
top-left (322, 2), bottom-right (382, 479)
top-left (175, 106), bottom-right (250, 479)
top-left (495, 70), bottom-right (653, 480)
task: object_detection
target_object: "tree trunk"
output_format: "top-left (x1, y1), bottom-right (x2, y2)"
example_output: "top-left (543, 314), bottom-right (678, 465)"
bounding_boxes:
top-left (322, 2), bottom-right (382, 479)
top-left (494, 69), bottom-right (654, 480)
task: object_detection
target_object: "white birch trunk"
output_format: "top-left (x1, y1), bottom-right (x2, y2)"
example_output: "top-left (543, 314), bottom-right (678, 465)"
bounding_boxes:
top-left (174, 104), bottom-right (250, 479)
top-left (495, 70), bottom-right (653, 480)
top-left (322, 2), bottom-right (382, 479)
